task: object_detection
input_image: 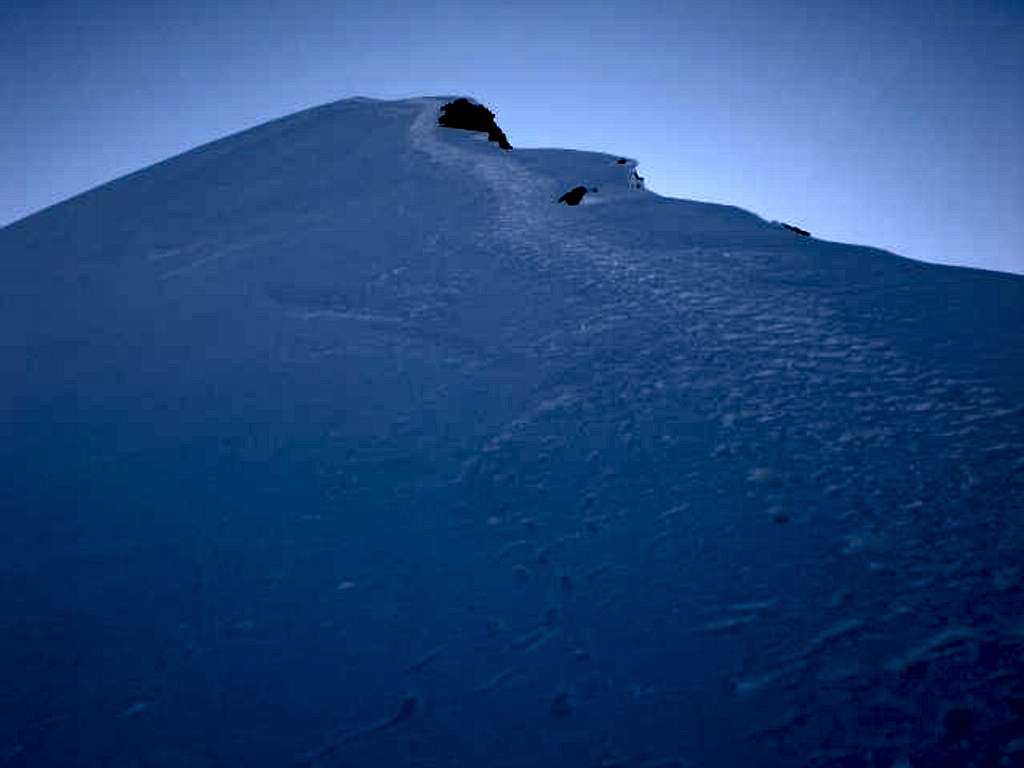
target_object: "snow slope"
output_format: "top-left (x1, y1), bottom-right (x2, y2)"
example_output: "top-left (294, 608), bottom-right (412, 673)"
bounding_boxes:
top-left (1, 96), bottom-right (1023, 767)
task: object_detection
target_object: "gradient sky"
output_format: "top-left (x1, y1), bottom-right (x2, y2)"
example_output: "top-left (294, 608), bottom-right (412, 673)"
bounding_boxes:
top-left (4, 0), bottom-right (1022, 273)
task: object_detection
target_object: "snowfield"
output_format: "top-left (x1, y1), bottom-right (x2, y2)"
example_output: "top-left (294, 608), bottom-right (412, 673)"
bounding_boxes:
top-left (1, 96), bottom-right (1022, 767)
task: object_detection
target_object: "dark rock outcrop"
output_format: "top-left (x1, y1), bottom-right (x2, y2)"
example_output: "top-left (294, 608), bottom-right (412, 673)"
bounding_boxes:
top-left (437, 98), bottom-right (512, 150)
top-left (783, 223), bottom-right (811, 237)
top-left (557, 186), bottom-right (589, 206)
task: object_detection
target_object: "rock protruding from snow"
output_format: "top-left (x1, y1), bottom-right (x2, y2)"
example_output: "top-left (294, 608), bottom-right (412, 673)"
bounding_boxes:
top-left (557, 186), bottom-right (589, 206)
top-left (783, 222), bottom-right (811, 237)
top-left (437, 98), bottom-right (512, 150)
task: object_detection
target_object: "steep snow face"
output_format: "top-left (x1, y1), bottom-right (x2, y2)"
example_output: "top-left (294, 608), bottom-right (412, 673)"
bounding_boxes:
top-left (2, 96), bottom-right (1023, 767)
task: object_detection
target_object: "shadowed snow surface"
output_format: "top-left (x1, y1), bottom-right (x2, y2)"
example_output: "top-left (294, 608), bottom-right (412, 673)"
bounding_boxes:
top-left (2, 97), bottom-right (1023, 767)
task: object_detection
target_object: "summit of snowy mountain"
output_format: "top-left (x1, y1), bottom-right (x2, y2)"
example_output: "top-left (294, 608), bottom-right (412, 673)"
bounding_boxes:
top-left (437, 97), bottom-right (513, 149)
top-left (2, 96), bottom-right (1022, 767)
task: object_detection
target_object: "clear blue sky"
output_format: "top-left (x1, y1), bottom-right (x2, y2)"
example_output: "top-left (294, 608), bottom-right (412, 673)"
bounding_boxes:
top-left (4, 0), bottom-right (1022, 273)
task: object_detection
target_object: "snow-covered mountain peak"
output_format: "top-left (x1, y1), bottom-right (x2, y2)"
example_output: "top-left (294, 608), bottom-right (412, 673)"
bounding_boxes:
top-left (1, 95), bottom-right (1022, 767)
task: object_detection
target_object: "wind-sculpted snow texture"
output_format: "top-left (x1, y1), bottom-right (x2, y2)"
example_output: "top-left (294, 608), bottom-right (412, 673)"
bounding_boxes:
top-left (1, 96), bottom-right (1022, 767)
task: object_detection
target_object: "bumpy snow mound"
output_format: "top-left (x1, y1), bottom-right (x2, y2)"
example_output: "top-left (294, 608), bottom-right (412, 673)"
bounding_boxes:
top-left (437, 97), bottom-right (512, 149)
top-left (1, 95), bottom-right (1022, 768)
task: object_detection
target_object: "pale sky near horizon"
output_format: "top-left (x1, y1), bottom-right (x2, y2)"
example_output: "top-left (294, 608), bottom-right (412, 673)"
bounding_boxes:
top-left (3, 0), bottom-right (1022, 274)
